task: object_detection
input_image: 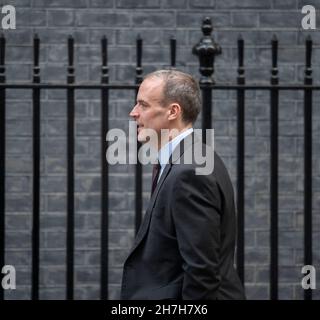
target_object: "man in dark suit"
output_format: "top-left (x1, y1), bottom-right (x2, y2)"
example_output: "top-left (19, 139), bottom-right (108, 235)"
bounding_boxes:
top-left (120, 70), bottom-right (245, 300)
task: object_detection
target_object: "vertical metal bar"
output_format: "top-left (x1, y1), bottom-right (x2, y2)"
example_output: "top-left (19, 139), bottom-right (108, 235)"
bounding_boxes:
top-left (270, 35), bottom-right (279, 300)
top-left (192, 18), bottom-right (220, 144)
top-left (135, 36), bottom-right (143, 235)
top-left (304, 36), bottom-right (313, 301)
top-left (32, 34), bottom-right (40, 300)
top-left (100, 36), bottom-right (109, 300)
top-left (0, 34), bottom-right (6, 301)
top-left (66, 35), bottom-right (75, 300)
top-left (201, 87), bottom-right (212, 144)
top-left (236, 35), bottom-right (245, 285)
top-left (170, 37), bottom-right (176, 68)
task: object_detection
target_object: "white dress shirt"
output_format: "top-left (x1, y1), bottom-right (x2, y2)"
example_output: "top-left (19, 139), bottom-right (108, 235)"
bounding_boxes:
top-left (157, 128), bottom-right (193, 182)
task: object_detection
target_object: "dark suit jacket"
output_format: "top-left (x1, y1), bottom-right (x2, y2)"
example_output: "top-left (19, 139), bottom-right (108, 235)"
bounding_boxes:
top-left (121, 133), bottom-right (245, 300)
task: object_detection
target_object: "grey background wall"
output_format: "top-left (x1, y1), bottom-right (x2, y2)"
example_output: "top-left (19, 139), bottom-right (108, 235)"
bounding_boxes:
top-left (3, 0), bottom-right (320, 299)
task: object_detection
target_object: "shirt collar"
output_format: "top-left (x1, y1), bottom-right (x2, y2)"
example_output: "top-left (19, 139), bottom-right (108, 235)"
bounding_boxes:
top-left (158, 128), bottom-right (193, 168)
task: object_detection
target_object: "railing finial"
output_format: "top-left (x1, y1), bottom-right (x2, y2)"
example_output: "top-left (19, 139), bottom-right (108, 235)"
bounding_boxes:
top-left (192, 17), bottom-right (221, 84)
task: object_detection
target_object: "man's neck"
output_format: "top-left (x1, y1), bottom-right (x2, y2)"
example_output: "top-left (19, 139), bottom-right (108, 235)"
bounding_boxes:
top-left (157, 127), bottom-right (193, 167)
top-left (158, 125), bottom-right (192, 151)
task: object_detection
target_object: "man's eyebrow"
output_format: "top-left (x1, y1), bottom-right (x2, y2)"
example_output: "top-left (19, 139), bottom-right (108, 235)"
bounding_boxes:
top-left (137, 99), bottom-right (149, 105)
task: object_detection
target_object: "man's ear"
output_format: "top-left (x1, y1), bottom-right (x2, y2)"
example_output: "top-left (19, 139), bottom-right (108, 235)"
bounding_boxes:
top-left (167, 103), bottom-right (181, 121)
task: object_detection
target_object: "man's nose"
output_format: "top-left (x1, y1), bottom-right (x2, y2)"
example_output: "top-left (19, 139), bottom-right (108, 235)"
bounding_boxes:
top-left (129, 104), bottom-right (139, 119)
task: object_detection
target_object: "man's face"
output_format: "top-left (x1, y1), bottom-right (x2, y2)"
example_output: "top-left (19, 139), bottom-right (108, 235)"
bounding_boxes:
top-left (130, 77), bottom-right (169, 145)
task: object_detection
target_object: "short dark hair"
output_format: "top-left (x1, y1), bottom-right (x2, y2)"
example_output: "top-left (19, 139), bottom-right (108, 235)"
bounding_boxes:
top-left (144, 70), bottom-right (201, 124)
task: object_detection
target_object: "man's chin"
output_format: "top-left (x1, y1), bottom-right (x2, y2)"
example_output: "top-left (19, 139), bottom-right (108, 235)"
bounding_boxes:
top-left (137, 129), bottom-right (151, 143)
top-left (137, 135), bottom-right (158, 149)
top-left (137, 138), bottom-right (145, 144)
top-left (137, 136), bottom-right (150, 144)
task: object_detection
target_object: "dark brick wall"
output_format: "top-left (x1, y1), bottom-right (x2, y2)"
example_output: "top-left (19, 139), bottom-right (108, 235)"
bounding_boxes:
top-left (2, 0), bottom-right (320, 299)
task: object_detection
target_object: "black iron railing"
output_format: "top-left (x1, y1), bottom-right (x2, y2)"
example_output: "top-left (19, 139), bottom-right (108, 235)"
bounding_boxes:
top-left (0, 17), bottom-right (318, 300)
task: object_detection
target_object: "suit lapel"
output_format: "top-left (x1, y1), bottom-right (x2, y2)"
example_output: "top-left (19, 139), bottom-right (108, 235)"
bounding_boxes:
top-left (125, 132), bottom-right (200, 261)
top-left (126, 162), bottom-right (172, 258)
